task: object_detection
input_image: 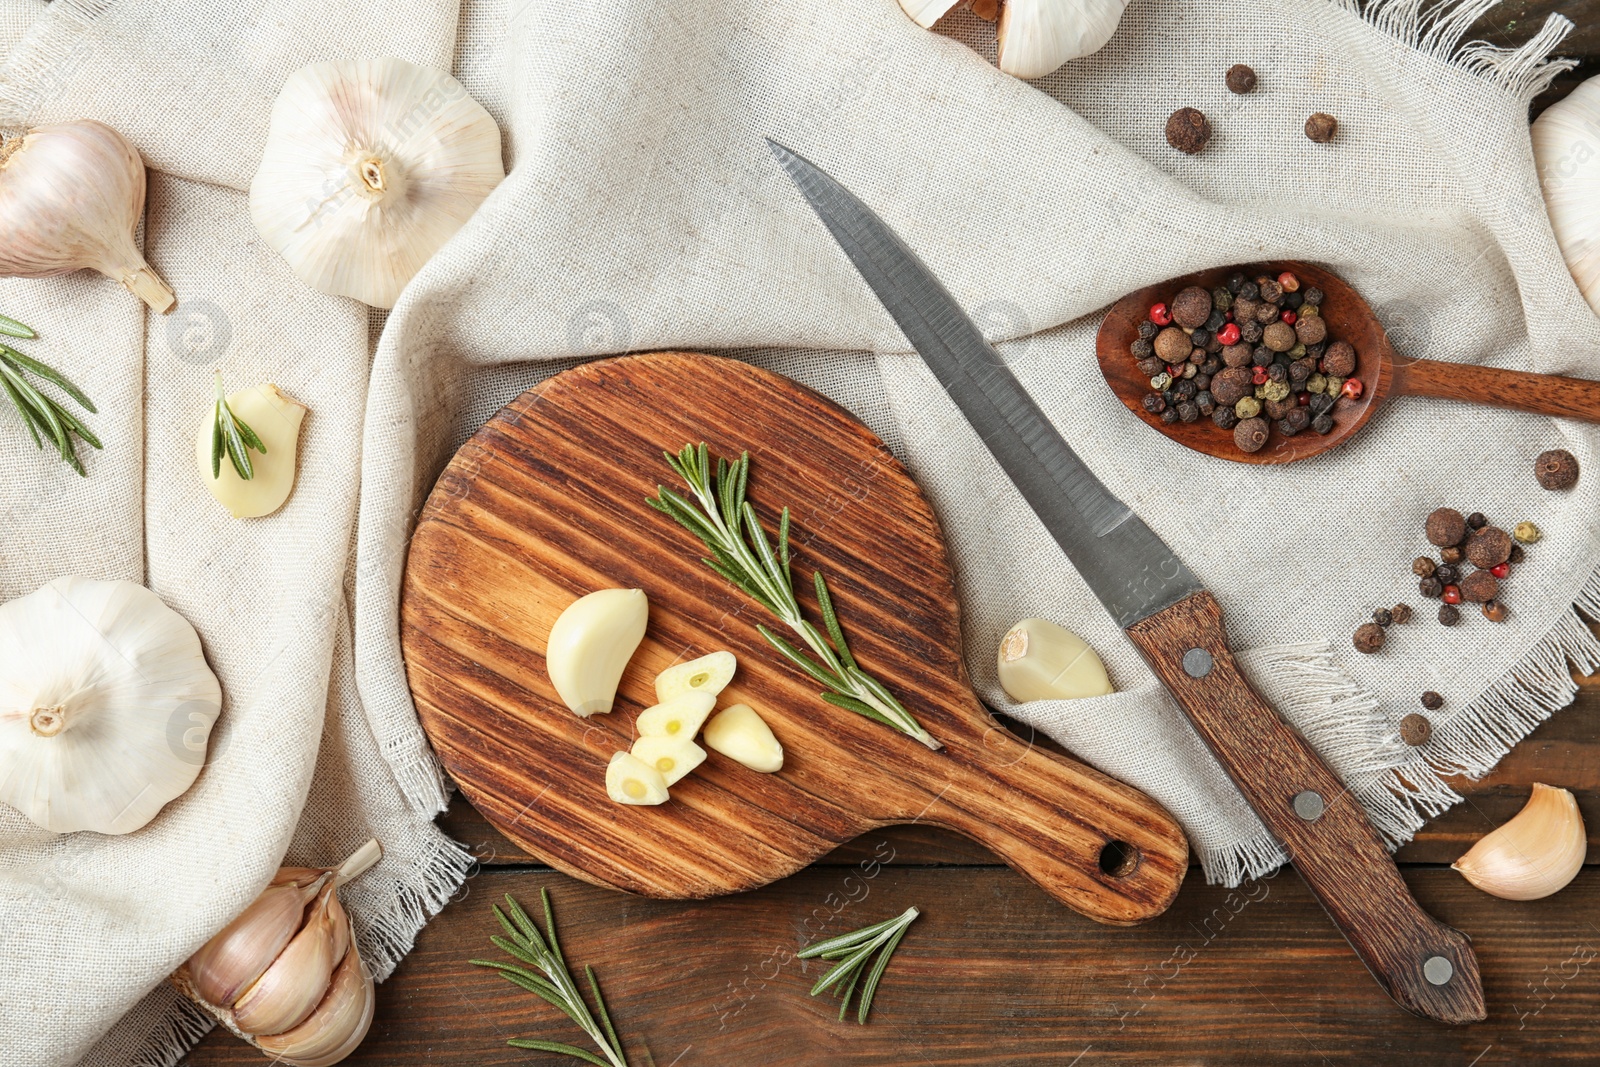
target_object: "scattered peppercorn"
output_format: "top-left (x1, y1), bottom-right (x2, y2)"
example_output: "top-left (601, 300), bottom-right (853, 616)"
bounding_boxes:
top-left (1442, 584), bottom-right (1462, 605)
top-left (1412, 557), bottom-right (1436, 577)
top-left (1482, 599), bottom-right (1510, 623)
top-left (1399, 712), bottom-right (1433, 746)
top-left (1305, 112), bottom-right (1338, 143)
top-left (1459, 569), bottom-right (1498, 603)
top-left (1513, 521), bottom-right (1540, 544)
top-left (1425, 507), bottom-right (1466, 548)
top-left (1420, 691), bottom-right (1444, 710)
top-left (1438, 604), bottom-right (1461, 626)
top-left (1464, 527), bottom-right (1512, 568)
top-left (1303, 286), bottom-right (1324, 305)
top-left (1142, 394), bottom-right (1166, 415)
top-left (1225, 63), bottom-right (1257, 94)
top-left (1373, 607), bottom-right (1394, 627)
top-left (1509, 543), bottom-right (1525, 564)
top-left (1465, 512), bottom-right (1487, 530)
top-left (1491, 561), bottom-right (1510, 579)
top-left (1166, 107), bottom-right (1212, 154)
top-left (1434, 564), bottom-right (1458, 584)
top-left (1439, 547), bottom-right (1463, 567)
top-left (1311, 413), bottom-right (1334, 435)
top-left (1352, 622), bottom-right (1386, 653)
top-left (1535, 449), bottom-right (1579, 490)
top-left (1391, 603), bottom-right (1412, 623)
top-left (1419, 576), bottom-right (1443, 598)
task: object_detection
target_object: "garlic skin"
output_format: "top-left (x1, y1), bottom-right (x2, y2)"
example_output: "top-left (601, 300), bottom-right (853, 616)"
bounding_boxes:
top-left (635, 692), bottom-right (715, 739)
top-left (250, 58), bottom-right (505, 308)
top-left (1452, 783), bottom-right (1586, 901)
top-left (997, 0), bottom-right (1131, 79)
top-left (232, 881), bottom-right (350, 1036)
top-left (255, 919), bottom-right (375, 1067)
top-left (0, 576), bottom-right (222, 834)
top-left (1532, 76), bottom-right (1600, 317)
top-left (545, 589), bottom-right (649, 716)
top-left (630, 735), bottom-right (706, 786)
top-left (702, 704), bottom-right (784, 773)
top-left (996, 618), bottom-right (1113, 702)
top-left (898, 0), bottom-right (961, 28)
top-left (0, 120), bottom-right (174, 311)
top-left (187, 868), bottom-right (331, 1006)
top-left (195, 383), bottom-right (309, 518)
top-left (606, 751), bottom-right (669, 805)
top-left (654, 651), bottom-right (736, 703)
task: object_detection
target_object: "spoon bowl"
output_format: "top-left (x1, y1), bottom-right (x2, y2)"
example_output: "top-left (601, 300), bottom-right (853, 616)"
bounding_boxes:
top-left (1097, 261), bottom-right (1600, 464)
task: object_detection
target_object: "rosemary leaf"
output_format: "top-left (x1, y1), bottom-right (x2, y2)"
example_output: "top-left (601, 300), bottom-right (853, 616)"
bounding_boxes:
top-left (1, 345), bottom-right (95, 412)
top-left (211, 372), bottom-right (266, 481)
top-left (0, 317), bottom-right (99, 475)
top-left (812, 572), bottom-right (857, 673)
top-left (0, 372), bottom-right (42, 449)
top-left (506, 1040), bottom-right (614, 1067)
top-left (0, 312), bottom-right (36, 338)
top-left (797, 906), bottom-right (919, 1025)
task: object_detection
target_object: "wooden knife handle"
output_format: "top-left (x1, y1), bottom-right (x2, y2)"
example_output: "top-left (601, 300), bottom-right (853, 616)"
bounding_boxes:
top-left (1391, 357), bottom-right (1600, 422)
top-left (1125, 591), bottom-right (1486, 1024)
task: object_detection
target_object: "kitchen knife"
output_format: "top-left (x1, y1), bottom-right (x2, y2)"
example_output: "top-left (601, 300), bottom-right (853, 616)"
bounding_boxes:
top-left (768, 139), bottom-right (1486, 1025)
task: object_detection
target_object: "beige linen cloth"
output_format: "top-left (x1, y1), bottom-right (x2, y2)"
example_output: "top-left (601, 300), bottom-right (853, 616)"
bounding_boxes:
top-left (0, 0), bottom-right (1594, 1063)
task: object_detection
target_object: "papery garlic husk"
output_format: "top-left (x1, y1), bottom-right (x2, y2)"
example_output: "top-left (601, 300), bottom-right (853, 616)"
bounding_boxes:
top-left (0, 576), bottom-right (222, 834)
top-left (255, 918), bottom-right (375, 1067)
top-left (232, 879), bottom-right (351, 1036)
top-left (546, 588), bottom-right (649, 717)
top-left (898, 0), bottom-right (962, 27)
top-left (187, 868), bottom-right (332, 1006)
top-left (195, 382), bottom-right (309, 518)
top-left (249, 58), bottom-right (505, 308)
top-left (996, 618), bottom-right (1113, 702)
top-left (997, 0), bottom-right (1132, 78)
top-left (1532, 76), bottom-right (1600, 317)
top-left (1452, 783), bottom-right (1586, 901)
top-left (0, 120), bottom-right (174, 311)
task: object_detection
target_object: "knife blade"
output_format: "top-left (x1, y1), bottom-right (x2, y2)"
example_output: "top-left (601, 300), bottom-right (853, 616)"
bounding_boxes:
top-left (769, 138), bottom-right (1486, 1025)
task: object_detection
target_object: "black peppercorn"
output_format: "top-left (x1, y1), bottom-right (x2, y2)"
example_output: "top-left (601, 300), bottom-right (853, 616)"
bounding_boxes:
top-left (1166, 108), bottom-right (1212, 154)
top-left (1419, 576), bottom-right (1443, 598)
top-left (1353, 622), bottom-right (1386, 653)
top-left (1137, 319), bottom-right (1160, 341)
top-left (1305, 341), bottom-right (1326, 361)
top-left (1225, 63), bottom-right (1257, 94)
top-left (1412, 557), bottom-right (1436, 577)
top-left (1190, 328), bottom-right (1211, 349)
top-left (1212, 406), bottom-right (1239, 430)
top-left (1305, 112), bottom-right (1338, 143)
top-left (1535, 448), bottom-right (1579, 490)
top-left (1239, 281), bottom-right (1260, 300)
top-left (1130, 339), bottom-right (1155, 360)
top-left (1255, 302), bottom-right (1281, 324)
top-left (1373, 607), bottom-right (1394, 627)
top-left (1172, 378), bottom-right (1198, 400)
top-left (1283, 407), bottom-right (1311, 435)
top-left (1309, 392), bottom-right (1337, 417)
top-left (1227, 272), bottom-right (1248, 294)
top-left (1482, 599), bottom-right (1510, 623)
top-left (1420, 691), bottom-right (1444, 710)
top-left (1509, 544), bottom-right (1525, 564)
top-left (1259, 279), bottom-right (1284, 304)
top-left (1189, 347), bottom-right (1208, 364)
top-left (1196, 390), bottom-right (1216, 416)
top-left (1434, 564), bottom-right (1458, 584)
top-left (1465, 512), bottom-right (1487, 530)
top-left (1303, 286), bottom-right (1324, 305)
top-left (1161, 407), bottom-right (1180, 425)
top-left (1400, 713), bottom-right (1432, 746)
top-left (1194, 373), bottom-right (1213, 391)
top-left (1440, 546), bottom-right (1464, 566)
top-left (1391, 603), bottom-right (1412, 624)
top-left (1137, 356), bottom-right (1166, 377)
top-left (1284, 290), bottom-right (1304, 310)
top-left (1205, 308), bottom-right (1228, 332)
top-left (1438, 604), bottom-right (1461, 626)
top-left (1425, 507), bottom-right (1467, 547)
top-left (1312, 413), bottom-right (1334, 435)
top-left (1199, 356), bottom-right (1223, 375)
top-left (1267, 362), bottom-right (1288, 383)
top-left (1177, 401), bottom-right (1200, 423)
top-left (1252, 345), bottom-right (1274, 367)
top-left (1142, 393), bottom-right (1166, 415)
top-left (1239, 319), bottom-right (1264, 344)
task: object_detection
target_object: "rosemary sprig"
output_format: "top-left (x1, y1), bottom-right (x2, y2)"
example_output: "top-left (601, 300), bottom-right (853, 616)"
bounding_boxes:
top-left (211, 372), bottom-right (266, 480)
top-left (470, 890), bottom-right (631, 1067)
top-left (0, 314), bottom-right (100, 476)
top-left (798, 906), bottom-right (919, 1024)
top-left (646, 443), bottom-right (940, 750)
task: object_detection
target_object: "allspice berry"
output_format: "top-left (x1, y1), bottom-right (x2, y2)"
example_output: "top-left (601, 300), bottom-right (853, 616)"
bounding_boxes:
top-left (1210, 366), bottom-right (1254, 406)
top-left (1305, 112), bottom-right (1338, 143)
top-left (1482, 599), bottom-right (1510, 623)
top-left (1320, 341), bottom-right (1356, 377)
top-left (1412, 557), bottom-right (1436, 578)
top-left (1459, 568), bottom-right (1499, 603)
top-left (1166, 107), bottom-right (1212, 154)
top-left (1535, 448), bottom-right (1578, 490)
top-left (1399, 713), bottom-right (1433, 746)
top-left (1353, 621), bottom-right (1386, 654)
top-left (1262, 321), bottom-right (1297, 352)
top-left (1464, 527), bottom-right (1512, 568)
top-left (1391, 603), bottom-right (1412, 624)
top-left (1171, 286), bottom-right (1214, 329)
top-left (1425, 507), bottom-right (1467, 547)
top-left (1420, 691), bottom-right (1444, 710)
top-left (1294, 315), bottom-right (1327, 346)
top-left (1225, 63), bottom-right (1257, 94)
top-left (1234, 416), bottom-right (1270, 453)
top-left (1155, 326), bottom-right (1191, 363)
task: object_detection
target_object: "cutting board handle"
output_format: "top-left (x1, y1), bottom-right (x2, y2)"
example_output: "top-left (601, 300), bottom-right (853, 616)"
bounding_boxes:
top-left (910, 716), bottom-right (1189, 927)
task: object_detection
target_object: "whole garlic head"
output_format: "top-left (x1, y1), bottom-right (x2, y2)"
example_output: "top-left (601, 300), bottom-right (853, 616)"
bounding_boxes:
top-left (1532, 75), bottom-right (1600, 317)
top-left (895, 0), bottom-right (1132, 79)
top-left (249, 58), bottom-right (505, 308)
top-left (0, 576), bottom-right (222, 834)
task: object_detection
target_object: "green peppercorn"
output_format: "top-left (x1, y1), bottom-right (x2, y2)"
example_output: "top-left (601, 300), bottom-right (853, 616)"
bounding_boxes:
top-left (1306, 373), bottom-right (1327, 394)
top-left (1299, 304), bottom-right (1320, 317)
top-left (1261, 380), bottom-right (1291, 402)
top-left (1235, 396), bottom-right (1261, 419)
top-left (1288, 341), bottom-right (1308, 359)
top-left (1324, 375), bottom-right (1344, 395)
top-left (1150, 372), bottom-right (1172, 391)
top-left (1514, 521), bottom-right (1541, 544)
top-left (1211, 287), bottom-right (1233, 312)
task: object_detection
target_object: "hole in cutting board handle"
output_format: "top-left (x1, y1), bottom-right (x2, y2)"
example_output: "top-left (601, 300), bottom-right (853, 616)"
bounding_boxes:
top-left (1098, 839), bottom-right (1142, 879)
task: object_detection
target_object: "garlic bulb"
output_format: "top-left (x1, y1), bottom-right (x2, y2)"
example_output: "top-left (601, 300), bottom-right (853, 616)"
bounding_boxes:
top-left (249, 58), bottom-right (505, 308)
top-left (1452, 783), bottom-right (1586, 900)
top-left (996, 618), bottom-right (1113, 702)
top-left (896, 0), bottom-right (1131, 79)
top-left (654, 650), bottom-right (736, 702)
top-left (0, 120), bottom-right (174, 311)
top-left (1532, 76), bottom-right (1600, 317)
top-left (195, 382), bottom-right (309, 518)
top-left (546, 588), bottom-right (650, 716)
top-left (0, 576), bottom-right (221, 834)
top-left (177, 840), bottom-right (381, 1066)
top-left (702, 704), bottom-right (784, 773)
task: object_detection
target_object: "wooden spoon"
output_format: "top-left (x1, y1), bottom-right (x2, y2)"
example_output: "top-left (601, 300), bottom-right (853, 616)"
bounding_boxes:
top-left (1097, 261), bottom-right (1600, 464)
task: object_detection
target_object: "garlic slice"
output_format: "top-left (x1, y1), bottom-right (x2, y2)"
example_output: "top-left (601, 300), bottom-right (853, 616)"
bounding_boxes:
top-left (232, 881), bottom-right (350, 1036)
top-left (187, 869), bottom-right (331, 1007)
top-left (630, 735), bottom-right (706, 786)
top-left (996, 618), bottom-right (1113, 702)
top-left (702, 704), bottom-right (784, 773)
top-left (606, 751), bottom-right (669, 805)
top-left (545, 589), bottom-right (649, 717)
top-left (654, 651), bottom-right (737, 703)
top-left (1452, 783), bottom-right (1586, 901)
top-left (195, 382), bottom-right (309, 518)
top-left (996, 0), bottom-right (1131, 79)
top-left (635, 692), bottom-right (715, 739)
top-left (255, 917), bottom-right (375, 1067)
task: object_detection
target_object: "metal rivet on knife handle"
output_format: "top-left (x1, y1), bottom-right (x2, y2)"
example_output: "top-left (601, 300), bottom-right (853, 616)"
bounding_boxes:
top-left (1292, 791), bottom-right (1326, 821)
top-left (1424, 956), bottom-right (1455, 986)
top-left (1181, 648), bottom-right (1213, 678)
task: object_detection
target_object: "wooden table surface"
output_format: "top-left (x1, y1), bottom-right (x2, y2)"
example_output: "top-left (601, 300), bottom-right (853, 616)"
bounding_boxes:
top-left (184, 5), bottom-right (1600, 1064)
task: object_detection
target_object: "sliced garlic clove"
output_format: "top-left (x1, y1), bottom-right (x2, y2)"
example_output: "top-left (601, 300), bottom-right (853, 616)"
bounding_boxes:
top-left (702, 704), bottom-right (783, 773)
top-left (606, 751), bottom-right (670, 805)
top-left (195, 382), bottom-right (309, 518)
top-left (1452, 783), bottom-right (1586, 901)
top-left (232, 882), bottom-right (349, 1036)
top-left (654, 651), bottom-right (737, 703)
top-left (546, 589), bottom-right (649, 717)
top-left (996, 618), bottom-right (1113, 702)
top-left (634, 692), bottom-right (716, 739)
top-left (630, 735), bottom-right (707, 787)
top-left (897, 0), bottom-right (962, 28)
top-left (997, 0), bottom-right (1131, 79)
top-left (255, 917), bottom-right (375, 1067)
top-left (187, 869), bottom-right (331, 1007)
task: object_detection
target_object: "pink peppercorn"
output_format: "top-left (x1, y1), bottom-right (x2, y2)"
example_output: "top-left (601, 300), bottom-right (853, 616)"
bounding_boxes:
top-left (1150, 303), bottom-right (1172, 326)
top-left (1281, 310), bottom-right (1298, 326)
top-left (1491, 562), bottom-right (1510, 579)
top-left (1341, 378), bottom-right (1363, 400)
top-left (1216, 323), bottom-right (1241, 346)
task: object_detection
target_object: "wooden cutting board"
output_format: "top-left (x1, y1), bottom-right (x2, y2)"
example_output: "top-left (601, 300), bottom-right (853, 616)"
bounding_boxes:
top-left (401, 353), bottom-right (1188, 924)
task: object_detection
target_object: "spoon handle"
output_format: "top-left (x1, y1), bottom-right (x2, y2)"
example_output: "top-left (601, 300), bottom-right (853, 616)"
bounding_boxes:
top-left (1391, 357), bottom-right (1600, 422)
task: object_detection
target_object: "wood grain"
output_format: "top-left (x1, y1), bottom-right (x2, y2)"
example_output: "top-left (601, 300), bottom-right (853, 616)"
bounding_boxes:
top-left (401, 352), bottom-right (1188, 924)
top-left (1391, 358), bottom-right (1600, 421)
top-left (1126, 591), bottom-right (1485, 1024)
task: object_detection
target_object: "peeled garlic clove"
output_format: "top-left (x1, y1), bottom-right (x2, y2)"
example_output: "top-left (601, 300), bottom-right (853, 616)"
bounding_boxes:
top-left (0, 120), bottom-right (174, 311)
top-left (233, 882), bottom-right (350, 1036)
top-left (255, 917), bottom-right (374, 1067)
top-left (634, 691), bottom-right (716, 739)
top-left (1532, 76), bottom-right (1600, 317)
top-left (630, 735), bottom-right (707, 786)
top-left (187, 869), bottom-right (331, 1007)
top-left (250, 58), bottom-right (505, 309)
top-left (194, 382), bottom-right (309, 518)
top-left (897, 0), bottom-right (962, 28)
top-left (996, 618), bottom-right (1113, 702)
top-left (0, 576), bottom-right (222, 834)
top-left (1452, 783), bottom-right (1586, 901)
top-left (606, 751), bottom-right (669, 805)
top-left (702, 704), bottom-right (783, 773)
top-left (654, 651), bottom-right (737, 703)
top-left (997, 0), bottom-right (1131, 79)
top-left (546, 588), bottom-right (649, 716)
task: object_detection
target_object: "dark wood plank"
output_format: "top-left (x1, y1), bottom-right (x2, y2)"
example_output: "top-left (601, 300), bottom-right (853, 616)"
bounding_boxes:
top-left (182, 864), bottom-right (1600, 1066)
